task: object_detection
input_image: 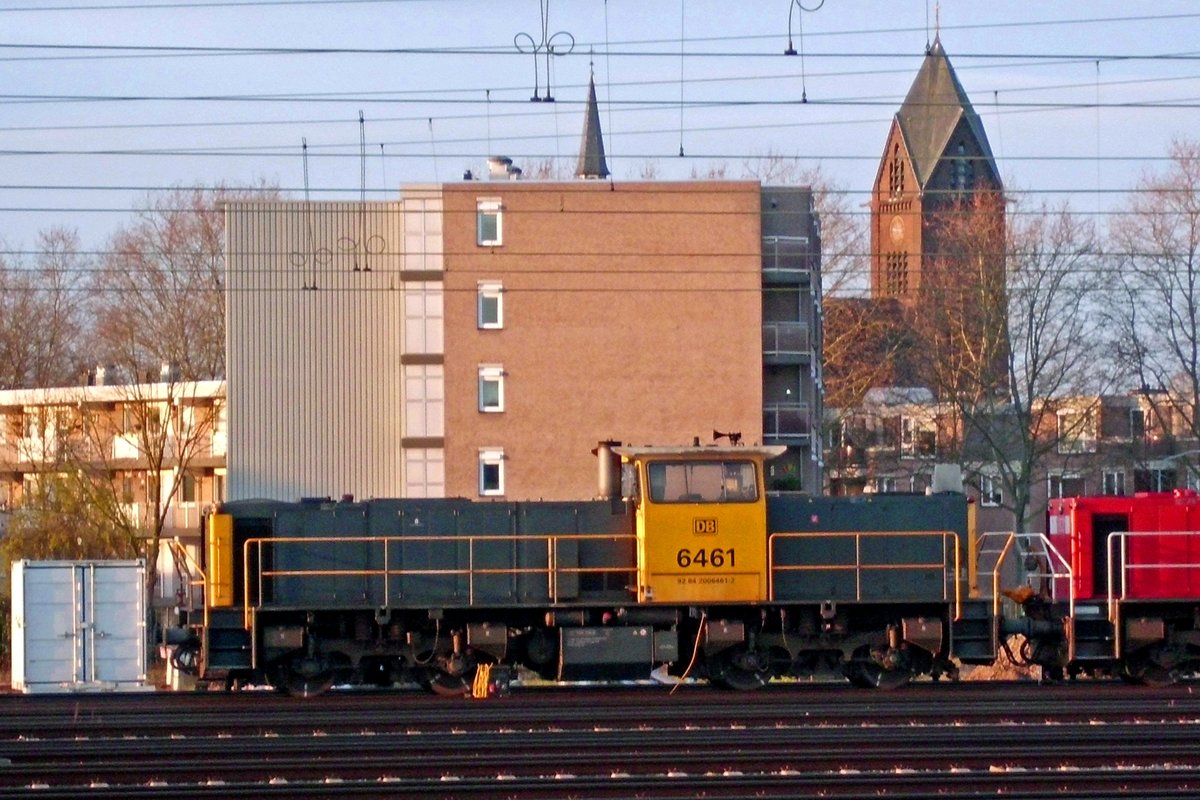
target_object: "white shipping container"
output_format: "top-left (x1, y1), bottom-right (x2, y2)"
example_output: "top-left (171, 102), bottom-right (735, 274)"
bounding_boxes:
top-left (11, 560), bottom-right (149, 693)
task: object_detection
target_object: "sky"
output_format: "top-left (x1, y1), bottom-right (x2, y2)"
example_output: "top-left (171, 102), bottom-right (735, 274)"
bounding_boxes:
top-left (1, 0), bottom-right (1199, 253)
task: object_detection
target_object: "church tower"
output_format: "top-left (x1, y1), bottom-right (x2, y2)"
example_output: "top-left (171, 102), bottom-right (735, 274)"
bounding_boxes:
top-left (870, 37), bottom-right (1003, 302)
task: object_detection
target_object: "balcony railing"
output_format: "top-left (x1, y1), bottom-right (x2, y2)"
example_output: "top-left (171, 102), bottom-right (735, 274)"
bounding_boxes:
top-left (762, 236), bottom-right (812, 283)
top-left (764, 403), bottom-right (811, 438)
top-left (762, 322), bottom-right (811, 357)
top-left (119, 501), bottom-right (205, 532)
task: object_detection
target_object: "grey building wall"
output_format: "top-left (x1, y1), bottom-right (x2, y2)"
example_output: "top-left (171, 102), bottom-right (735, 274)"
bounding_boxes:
top-left (225, 199), bottom-right (440, 501)
top-left (760, 186), bottom-right (823, 494)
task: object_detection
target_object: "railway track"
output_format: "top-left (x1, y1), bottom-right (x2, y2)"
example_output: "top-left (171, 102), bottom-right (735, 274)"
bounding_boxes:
top-left (1, 682), bottom-right (1199, 798)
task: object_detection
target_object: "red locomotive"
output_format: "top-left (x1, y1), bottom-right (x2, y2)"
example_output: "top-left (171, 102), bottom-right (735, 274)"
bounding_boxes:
top-left (998, 491), bottom-right (1200, 683)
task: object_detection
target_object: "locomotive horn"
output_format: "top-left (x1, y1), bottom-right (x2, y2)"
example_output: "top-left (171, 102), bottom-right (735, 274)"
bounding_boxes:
top-left (712, 429), bottom-right (743, 445)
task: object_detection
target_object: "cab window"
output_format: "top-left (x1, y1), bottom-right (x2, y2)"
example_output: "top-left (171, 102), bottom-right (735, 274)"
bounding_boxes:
top-left (647, 461), bottom-right (758, 504)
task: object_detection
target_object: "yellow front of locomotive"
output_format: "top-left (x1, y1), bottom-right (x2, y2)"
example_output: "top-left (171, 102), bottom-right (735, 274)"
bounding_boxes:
top-left (617, 445), bottom-right (784, 605)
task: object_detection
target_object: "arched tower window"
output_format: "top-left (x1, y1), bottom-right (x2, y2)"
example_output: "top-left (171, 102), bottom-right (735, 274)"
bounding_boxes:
top-left (889, 144), bottom-right (904, 197)
top-left (953, 141), bottom-right (974, 192)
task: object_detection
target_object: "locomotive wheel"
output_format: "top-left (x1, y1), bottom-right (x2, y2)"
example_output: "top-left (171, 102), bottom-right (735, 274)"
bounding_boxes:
top-left (845, 645), bottom-right (912, 690)
top-left (709, 646), bottom-right (771, 691)
top-left (278, 657), bottom-right (335, 698)
top-left (428, 671), bottom-right (471, 697)
top-left (1121, 654), bottom-right (1178, 687)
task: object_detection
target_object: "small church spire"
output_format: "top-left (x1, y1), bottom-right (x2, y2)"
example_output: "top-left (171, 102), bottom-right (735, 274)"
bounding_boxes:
top-left (575, 67), bottom-right (610, 180)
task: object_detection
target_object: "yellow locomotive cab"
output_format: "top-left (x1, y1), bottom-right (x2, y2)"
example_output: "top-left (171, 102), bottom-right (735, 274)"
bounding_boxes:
top-left (615, 445), bottom-right (786, 604)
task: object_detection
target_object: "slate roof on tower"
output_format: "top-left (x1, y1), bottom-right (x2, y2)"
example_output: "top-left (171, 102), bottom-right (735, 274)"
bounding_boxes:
top-left (575, 74), bottom-right (610, 180)
top-left (895, 37), bottom-right (1000, 189)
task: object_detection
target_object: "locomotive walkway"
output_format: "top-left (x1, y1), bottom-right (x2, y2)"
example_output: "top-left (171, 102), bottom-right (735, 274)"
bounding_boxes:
top-left (1, 681), bottom-right (1198, 798)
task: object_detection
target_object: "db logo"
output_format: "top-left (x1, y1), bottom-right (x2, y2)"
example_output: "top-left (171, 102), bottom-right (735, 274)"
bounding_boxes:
top-left (693, 518), bottom-right (718, 535)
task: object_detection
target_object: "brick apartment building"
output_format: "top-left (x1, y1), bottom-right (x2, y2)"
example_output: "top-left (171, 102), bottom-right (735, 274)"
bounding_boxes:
top-left (224, 83), bottom-right (823, 502)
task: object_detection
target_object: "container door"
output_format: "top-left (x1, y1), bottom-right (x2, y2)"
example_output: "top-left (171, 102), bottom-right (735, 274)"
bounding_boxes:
top-left (85, 564), bottom-right (146, 684)
top-left (20, 565), bottom-right (84, 687)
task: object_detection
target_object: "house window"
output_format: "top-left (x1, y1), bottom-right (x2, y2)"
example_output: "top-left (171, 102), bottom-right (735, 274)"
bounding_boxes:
top-left (1134, 467), bottom-right (1176, 493)
top-left (181, 473), bottom-right (197, 504)
top-left (873, 476), bottom-right (897, 494)
top-left (979, 474), bottom-right (1002, 507)
top-left (404, 282), bottom-right (444, 355)
top-left (1130, 408), bottom-right (1147, 439)
top-left (1056, 410), bottom-right (1095, 454)
top-left (403, 364), bottom-right (445, 437)
top-left (477, 199), bottom-right (502, 246)
top-left (477, 281), bottom-right (504, 329)
top-left (478, 365), bottom-right (504, 412)
top-left (404, 448), bottom-right (445, 498)
top-left (1102, 469), bottom-right (1126, 496)
top-left (900, 416), bottom-right (936, 458)
top-left (479, 448), bottom-right (505, 496)
top-left (121, 405), bottom-right (137, 435)
top-left (1048, 472), bottom-right (1084, 499)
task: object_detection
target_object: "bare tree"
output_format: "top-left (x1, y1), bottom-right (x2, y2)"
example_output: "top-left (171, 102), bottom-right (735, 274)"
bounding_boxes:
top-left (0, 228), bottom-right (90, 389)
top-left (92, 184), bottom-right (278, 381)
top-left (1109, 139), bottom-right (1200, 464)
top-left (740, 155), bottom-right (868, 298)
top-left (926, 200), bottom-right (1105, 531)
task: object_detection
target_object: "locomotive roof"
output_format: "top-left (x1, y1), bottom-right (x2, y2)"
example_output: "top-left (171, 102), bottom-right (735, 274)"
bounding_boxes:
top-left (613, 445), bottom-right (787, 460)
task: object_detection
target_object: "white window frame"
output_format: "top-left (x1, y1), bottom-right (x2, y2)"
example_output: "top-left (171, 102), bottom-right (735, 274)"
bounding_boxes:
top-left (477, 281), bottom-right (504, 329)
top-left (979, 473), bottom-right (1002, 507)
top-left (403, 281), bottom-right (444, 355)
top-left (477, 199), bottom-right (503, 246)
top-left (1056, 410), bottom-right (1096, 454)
top-left (1048, 471), bottom-right (1084, 499)
top-left (479, 448), bottom-right (505, 496)
top-left (403, 364), bottom-right (445, 437)
top-left (1102, 469), bottom-right (1126, 496)
top-left (478, 365), bottom-right (505, 413)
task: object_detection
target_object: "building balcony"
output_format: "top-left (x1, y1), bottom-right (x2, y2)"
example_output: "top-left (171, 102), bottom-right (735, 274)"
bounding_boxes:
top-left (120, 501), bottom-right (207, 533)
top-left (763, 322), bottom-right (812, 365)
top-left (764, 403), bottom-right (812, 441)
top-left (761, 236), bottom-right (813, 285)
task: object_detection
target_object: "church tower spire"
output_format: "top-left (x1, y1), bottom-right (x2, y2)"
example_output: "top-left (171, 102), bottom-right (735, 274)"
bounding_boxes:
top-left (575, 71), bottom-right (610, 180)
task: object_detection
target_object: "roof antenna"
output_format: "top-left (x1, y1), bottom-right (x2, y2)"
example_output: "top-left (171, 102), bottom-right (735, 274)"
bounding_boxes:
top-left (678, 0), bottom-right (685, 156)
top-left (379, 143), bottom-right (386, 194)
top-left (301, 138), bottom-right (317, 290)
top-left (428, 117), bottom-right (439, 183)
top-left (603, 0), bottom-right (615, 171)
top-left (355, 111), bottom-right (367, 271)
top-left (924, 0), bottom-right (931, 53)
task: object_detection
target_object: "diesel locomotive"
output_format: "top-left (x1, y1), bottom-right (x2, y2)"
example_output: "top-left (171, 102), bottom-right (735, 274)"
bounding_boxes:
top-left (173, 443), bottom-right (1200, 695)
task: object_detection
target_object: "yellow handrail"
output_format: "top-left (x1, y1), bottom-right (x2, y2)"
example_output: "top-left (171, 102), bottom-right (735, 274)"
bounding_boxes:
top-left (167, 537), bottom-right (207, 607)
top-left (241, 533), bottom-right (638, 629)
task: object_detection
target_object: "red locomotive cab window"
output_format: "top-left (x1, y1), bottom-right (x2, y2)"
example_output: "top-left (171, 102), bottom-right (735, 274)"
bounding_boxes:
top-left (646, 461), bottom-right (758, 504)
